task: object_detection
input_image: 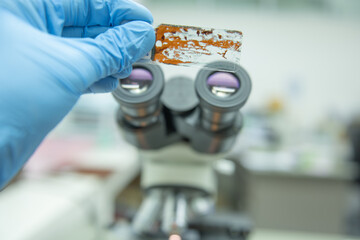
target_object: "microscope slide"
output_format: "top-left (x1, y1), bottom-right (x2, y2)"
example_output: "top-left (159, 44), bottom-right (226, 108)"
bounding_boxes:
top-left (152, 24), bottom-right (243, 68)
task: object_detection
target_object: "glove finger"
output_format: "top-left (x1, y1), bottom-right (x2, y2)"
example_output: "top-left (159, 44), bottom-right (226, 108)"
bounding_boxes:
top-left (0, 0), bottom-right (153, 36)
top-left (0, 0), bottom-right (64, 35)
top-left (84, 65), bottom-right (132, 94)
top-left (62, 0), bottom-right (153, 27)
top-left (87, 21), bottom-right (155, 79)
top-left (62, 26), bottom-right (110, 38)
top-left (113, 66), bottom-right (133, 79)
top-left (84, 76), bottom-right (119, 94)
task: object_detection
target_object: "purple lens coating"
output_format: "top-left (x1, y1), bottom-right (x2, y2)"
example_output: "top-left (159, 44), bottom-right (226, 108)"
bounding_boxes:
top-left (120, 68), bottom-right (153, 94)
top-left (206, 72), bottom-right (240, 97)
top-left (129, 68), bottom-right (153, 81)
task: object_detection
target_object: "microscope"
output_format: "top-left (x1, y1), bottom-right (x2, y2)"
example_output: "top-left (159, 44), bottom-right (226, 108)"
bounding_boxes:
top-left (112, 61), bottom-right (252, 240)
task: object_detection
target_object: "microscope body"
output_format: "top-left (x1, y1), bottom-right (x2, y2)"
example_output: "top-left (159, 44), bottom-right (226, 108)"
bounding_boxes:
top-left (113, 61), bottom-right (252, 240)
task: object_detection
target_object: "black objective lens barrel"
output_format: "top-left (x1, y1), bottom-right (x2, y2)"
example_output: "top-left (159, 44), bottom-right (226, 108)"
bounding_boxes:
top-left (112, 63), bottom-right (164, 127)
top-left (195, 61), bottom-right (251, 132)
top-left (161, 76), bottom-right (199, 115)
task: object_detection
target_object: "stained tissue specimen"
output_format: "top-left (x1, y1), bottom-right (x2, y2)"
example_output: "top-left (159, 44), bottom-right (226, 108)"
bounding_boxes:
top-left (153, 24), bottom-right (243, 66)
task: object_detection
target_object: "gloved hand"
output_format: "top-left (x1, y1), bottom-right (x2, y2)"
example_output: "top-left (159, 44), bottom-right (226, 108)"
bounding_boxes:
top-left (0, 0), bottom-right (155, 189)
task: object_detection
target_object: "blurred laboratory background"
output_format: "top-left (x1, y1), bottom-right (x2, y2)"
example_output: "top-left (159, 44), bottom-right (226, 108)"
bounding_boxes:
top-left (1, 0), bottom-right (360, 240)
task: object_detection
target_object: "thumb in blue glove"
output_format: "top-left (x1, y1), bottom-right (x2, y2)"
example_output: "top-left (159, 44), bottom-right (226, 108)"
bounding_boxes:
top-left (0, 0), bottom-right (155, 189)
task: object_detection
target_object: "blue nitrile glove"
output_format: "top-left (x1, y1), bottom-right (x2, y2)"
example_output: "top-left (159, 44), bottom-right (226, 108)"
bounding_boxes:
top-left (0, 0), bottom-right (155, 189)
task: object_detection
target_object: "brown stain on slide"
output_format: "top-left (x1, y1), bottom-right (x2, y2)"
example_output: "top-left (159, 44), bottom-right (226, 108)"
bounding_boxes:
top-left (154, 24), bottom-right (242, 65)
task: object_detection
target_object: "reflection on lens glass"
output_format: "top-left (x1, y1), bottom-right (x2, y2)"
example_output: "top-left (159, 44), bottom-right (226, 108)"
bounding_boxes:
top-left (206, 72), bottom-right (240, 98)
top-left (120, 68), bottom-right (153, 94)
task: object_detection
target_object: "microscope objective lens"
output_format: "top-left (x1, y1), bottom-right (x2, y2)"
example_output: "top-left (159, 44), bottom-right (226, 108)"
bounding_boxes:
top-left (206, 72), bottom-right (240, 98)
top-left (120, 68), bottom-right (153, 94)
